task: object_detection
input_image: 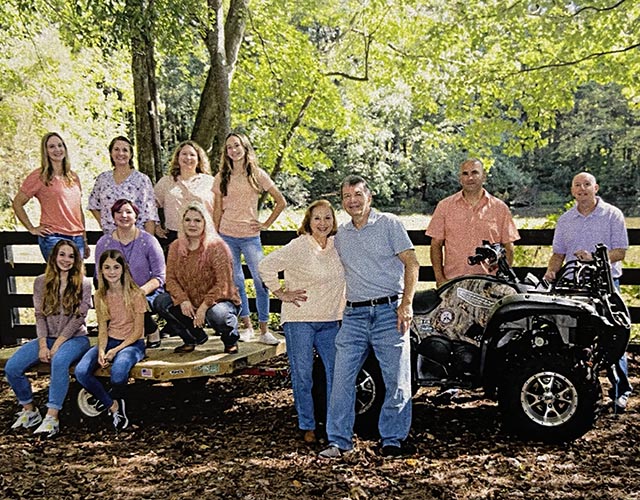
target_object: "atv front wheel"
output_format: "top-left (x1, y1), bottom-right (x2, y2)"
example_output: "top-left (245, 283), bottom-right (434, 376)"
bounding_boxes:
top-left (499, 352), bottom-right (601, 443)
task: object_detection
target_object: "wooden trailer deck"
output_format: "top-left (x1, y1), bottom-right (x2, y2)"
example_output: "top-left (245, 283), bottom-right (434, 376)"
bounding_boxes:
top-left (0, 335), bottom-right (287, 382)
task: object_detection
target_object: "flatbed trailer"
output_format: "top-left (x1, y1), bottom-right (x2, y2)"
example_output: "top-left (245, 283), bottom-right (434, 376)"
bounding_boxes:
top-left (0, 335), bottom-right (288, 415)
top-left (0, 336), bottom-right (287, 381)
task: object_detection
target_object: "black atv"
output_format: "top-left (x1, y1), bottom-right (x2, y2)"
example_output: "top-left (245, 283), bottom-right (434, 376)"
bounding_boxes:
top-left (314, 242), bottom-right (630, 443)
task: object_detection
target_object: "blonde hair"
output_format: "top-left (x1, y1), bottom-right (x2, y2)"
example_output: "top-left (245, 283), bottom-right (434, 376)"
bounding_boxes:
top-left (175, 202), bottom-right (220, 266)
top-left (218, 132), bottom-right (261, 196)
top-left (169, 140), bottom-right (211, 180)
top-left (42, 240), bottom-right (85, 316)
top-left (39, 132), bottom-right (76, 187)
top-left (95, 249), bottom-right (147, 322)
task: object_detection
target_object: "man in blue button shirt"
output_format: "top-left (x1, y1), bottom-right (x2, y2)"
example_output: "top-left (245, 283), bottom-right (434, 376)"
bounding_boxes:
top-left (319, 175), bottom-right (419, 459)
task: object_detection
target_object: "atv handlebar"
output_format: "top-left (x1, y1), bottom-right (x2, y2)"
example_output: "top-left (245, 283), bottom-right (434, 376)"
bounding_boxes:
top-left (468, 242), bottom-right (503, 266)
top-left (467, 241), bottom-right (519, 283)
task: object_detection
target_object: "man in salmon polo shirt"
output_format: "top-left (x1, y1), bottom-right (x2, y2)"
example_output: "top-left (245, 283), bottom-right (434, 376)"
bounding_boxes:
top-left (425, 158), bottom-right (520, 287)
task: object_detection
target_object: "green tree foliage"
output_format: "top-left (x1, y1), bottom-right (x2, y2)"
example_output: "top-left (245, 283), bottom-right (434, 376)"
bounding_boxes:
top-left (0, 22), bottom-right (132, 219)
top-left (1, 0), bottom-right (639, 216)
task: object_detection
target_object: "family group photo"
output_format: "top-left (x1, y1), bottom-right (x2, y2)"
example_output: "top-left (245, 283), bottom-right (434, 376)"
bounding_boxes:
top-left (0, 1), bottom-right (638, 499)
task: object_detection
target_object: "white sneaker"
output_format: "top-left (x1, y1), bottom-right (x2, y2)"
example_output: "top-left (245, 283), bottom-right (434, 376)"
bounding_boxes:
top-left (615, 393), bottom-right (630, 412)
top-left (11, 408), bottom-right (42, 429)
top-left (33, 415), bottom-right (59, 437)
top-left (110, 399), bottom-right (129, 431)
top-left (318, 445), bottom-right (351, 459)
top-left (258, 331), bottom-right (281, 345)
top-left (238, 328), bottom-right (255, 342)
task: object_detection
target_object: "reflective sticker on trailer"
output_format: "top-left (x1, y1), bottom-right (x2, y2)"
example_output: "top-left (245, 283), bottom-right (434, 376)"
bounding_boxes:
top-left (196, 364), bottom-right (220, 375)
top-left (140, 368), bottom-right (153, 378)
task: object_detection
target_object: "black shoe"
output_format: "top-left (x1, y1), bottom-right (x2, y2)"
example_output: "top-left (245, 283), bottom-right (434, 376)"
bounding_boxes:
top-left (174, 343), bottom-right (196, 353)
top-left (380, 445), bottom-right (402, 457)
top-left (110, 399), bottom-right (129, 431)
top-left (146, 339), bottom-right (161, 349)
top-left (224, 344), bottom-right (238, 354)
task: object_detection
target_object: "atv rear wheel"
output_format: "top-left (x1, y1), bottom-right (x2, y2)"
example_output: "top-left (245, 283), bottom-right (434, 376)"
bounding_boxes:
top-left (312, 352), bottom-right (385, 439)
top-left (499, 352), bottom-right (601, 443)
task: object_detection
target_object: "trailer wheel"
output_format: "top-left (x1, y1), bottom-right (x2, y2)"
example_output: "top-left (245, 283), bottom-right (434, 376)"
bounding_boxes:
top-left (76, 387), bottom-right (107, 418)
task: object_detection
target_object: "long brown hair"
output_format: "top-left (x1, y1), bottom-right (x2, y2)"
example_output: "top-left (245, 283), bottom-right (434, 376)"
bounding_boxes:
top-left (218, 132), bottom-right (261, 196)
top-left (39, 132), bottom-right (76, 187)
top-left (169, 141), bottom-right (211, 180)
top-left (94, 249), bottom-right (146, 322)
top-left (42, 239), bottom-right (85, 316)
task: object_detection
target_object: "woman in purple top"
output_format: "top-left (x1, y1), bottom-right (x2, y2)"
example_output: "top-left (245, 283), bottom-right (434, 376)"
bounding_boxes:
top-left (88, 136), bottom-right (159, 235)
top-left (94, 199), bottom-right (166, 348)
top-left (5, 240), bottom-right (92, 437)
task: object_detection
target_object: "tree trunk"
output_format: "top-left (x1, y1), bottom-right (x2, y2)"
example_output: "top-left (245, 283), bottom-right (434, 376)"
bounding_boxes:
top-left (192, 0), bottom-right (248, 168)
top-left (129, 0), bottom-right (162, 182)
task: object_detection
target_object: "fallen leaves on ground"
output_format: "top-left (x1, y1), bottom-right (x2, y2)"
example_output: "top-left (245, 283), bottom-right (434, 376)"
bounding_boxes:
top-left (0, 356), bottom-right (638, 499)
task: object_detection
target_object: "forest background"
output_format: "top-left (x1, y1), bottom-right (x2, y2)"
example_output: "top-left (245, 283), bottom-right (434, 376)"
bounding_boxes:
top-left (0, 0), bottom-right (638, 224)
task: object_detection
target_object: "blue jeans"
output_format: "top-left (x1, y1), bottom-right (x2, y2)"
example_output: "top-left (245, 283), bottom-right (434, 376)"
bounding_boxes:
top-left (284, 321), bottom-right (339, 431)
top-left (609, 354), bottom-right (633, 399)
top-left (5, 336), bottom-right (90, 410)
top-left (74, 338), bottom-right (145, 409)
top-left (154, 292), bottom-right (240, 347)
top-left (608, 279), bottom-right (632, 399)
top-left (220, 234), bottom-right (269, 322)
top-left (38, 234), bottom-right (86, 261)
top-left (326, 302), bottom-right (412, 450)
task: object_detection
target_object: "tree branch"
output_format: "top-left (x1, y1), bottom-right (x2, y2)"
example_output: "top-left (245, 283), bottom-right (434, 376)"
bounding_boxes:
top-left (271, 89), bottom-right (316, 180)
top-left (323, 31), bottom-right (371, 81)
top-left (225, 0), bottom-right (248, 76)
top-left (574, 0), bottom-right (628, 15)
top-left (508, 42), bottom-right (640, 75)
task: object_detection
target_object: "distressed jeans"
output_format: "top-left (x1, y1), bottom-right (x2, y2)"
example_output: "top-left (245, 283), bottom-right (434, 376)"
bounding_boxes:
top-left (154, 292), bottom-right (240, 348)
top-left (220, 234), bottom-right (270, 322)
top-left (74, 338), bottom-right (145, 408)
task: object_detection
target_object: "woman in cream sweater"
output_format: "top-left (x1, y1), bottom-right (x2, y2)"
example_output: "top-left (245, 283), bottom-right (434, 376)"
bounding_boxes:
top-left (259, 199), bottom-right (345, 444)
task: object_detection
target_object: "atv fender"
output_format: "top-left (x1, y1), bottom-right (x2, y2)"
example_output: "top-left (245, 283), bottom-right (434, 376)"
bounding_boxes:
top-left (484, 293), bottom-right (597, 335)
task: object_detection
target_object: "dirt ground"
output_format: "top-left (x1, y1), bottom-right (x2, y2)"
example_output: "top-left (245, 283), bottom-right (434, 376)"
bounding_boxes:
top-left (1, 355), bottom-right (639, 500)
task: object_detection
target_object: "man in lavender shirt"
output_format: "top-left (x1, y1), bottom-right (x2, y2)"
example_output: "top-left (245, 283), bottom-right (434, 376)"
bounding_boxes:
top-left (544, 172), bottom-right (631, 411)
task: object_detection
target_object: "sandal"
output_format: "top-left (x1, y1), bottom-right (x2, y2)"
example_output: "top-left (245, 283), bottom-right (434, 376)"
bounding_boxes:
top-left (174, 344), bottom-right (196, 353)
top-left (224, 344), bottom-right (238, 354)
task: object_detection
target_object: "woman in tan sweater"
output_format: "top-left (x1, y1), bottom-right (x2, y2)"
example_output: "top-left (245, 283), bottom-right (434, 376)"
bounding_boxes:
top-left (259, 199), bottom-right (345, 443)
top-left (154, 202), bottom-right (242, 353)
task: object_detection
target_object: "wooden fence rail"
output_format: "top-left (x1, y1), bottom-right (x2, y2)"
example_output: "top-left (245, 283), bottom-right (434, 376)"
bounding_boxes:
top-left (1, 229), bottom-right (639, 347)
